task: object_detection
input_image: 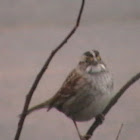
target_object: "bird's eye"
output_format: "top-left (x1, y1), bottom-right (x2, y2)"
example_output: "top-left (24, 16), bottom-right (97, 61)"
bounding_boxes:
top-left (83, 51), bottom-right (94, 63)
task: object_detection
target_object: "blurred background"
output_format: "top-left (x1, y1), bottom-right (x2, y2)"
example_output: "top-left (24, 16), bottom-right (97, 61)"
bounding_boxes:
top-left (0, 0), bottom-right (140, 140)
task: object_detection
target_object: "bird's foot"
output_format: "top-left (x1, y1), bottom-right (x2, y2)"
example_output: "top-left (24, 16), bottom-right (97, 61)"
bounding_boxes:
top-left (18, 112), bottom-right (27, 118)
top-left (82, 134), bottom-right (92, 140)
top-left (95, 114), bottom-right (105, 124)
top-left (79, 134), bottom-right (91, 140)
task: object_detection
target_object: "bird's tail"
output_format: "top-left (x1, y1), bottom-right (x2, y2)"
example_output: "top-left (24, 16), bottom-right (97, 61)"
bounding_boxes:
top-left (24, 99), bottom-right (51, 116)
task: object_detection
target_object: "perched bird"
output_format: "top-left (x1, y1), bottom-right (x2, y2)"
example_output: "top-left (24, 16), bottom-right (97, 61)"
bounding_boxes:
top-left (26, 50), bottom-right (114, 140)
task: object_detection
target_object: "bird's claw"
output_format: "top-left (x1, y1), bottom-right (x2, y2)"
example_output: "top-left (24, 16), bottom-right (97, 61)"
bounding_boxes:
top-left (83, 134), bottom-right (92, 140)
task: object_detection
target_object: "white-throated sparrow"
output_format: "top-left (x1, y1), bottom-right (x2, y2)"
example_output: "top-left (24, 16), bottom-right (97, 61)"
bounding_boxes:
top-left (26, 50), bottom-right (114, 140)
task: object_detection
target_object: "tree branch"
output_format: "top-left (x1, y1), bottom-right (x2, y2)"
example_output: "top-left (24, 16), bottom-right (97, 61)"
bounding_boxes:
top-left (85, 72), bottom-right (140, 140)
top-left (14, 1), bottom-right (85, 140)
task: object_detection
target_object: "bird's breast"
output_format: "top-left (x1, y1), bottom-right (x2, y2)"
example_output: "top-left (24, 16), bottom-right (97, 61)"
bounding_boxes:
top-left (59, 71), bottom-right (114, 122)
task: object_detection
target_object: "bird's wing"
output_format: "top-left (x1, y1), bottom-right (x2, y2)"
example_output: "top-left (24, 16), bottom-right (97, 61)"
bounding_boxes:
top-left (47, 69), bottom-right (86, 111)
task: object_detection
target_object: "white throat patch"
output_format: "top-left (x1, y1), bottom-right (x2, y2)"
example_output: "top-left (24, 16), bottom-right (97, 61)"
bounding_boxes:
top-left (86, 64), bottom-right (106, 74)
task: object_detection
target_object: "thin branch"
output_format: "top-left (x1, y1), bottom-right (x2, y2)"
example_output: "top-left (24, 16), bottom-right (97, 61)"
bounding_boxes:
top-left (85, 72), bottom-right (140, 140)
top-left (116, 123), bottom-right (123, 140)
top-left (14, 1), bottom-right (85, 140)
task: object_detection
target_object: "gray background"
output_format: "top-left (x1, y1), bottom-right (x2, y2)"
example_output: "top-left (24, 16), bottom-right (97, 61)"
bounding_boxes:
top-left (0, 0), bottom-right (140, 140)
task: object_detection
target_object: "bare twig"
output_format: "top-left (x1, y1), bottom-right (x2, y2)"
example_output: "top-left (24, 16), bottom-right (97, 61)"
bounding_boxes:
top-left (116, 123), bottom-right (123, 140)
top-left (14, 1), bottom-right (85, 140)
top-left (85, 72), bottom-right (140, 140)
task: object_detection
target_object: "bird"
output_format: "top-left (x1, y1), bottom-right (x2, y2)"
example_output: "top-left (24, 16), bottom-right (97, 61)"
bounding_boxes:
top-left (25, 50), bottom-right (114, 140)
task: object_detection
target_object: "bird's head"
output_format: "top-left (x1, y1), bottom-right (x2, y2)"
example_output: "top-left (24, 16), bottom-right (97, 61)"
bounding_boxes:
top-left (78, 50), bottom-right (107, 74)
